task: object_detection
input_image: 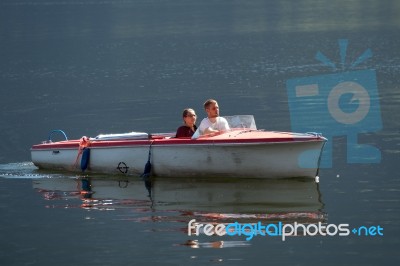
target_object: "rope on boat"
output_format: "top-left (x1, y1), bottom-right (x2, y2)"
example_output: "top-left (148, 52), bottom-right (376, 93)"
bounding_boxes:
top-left (140, 140), bottom-right (154, 198)
top-left (307, 132), bottom-right (327, 183)
top-left (73, 136), bottom-right (91, 172)
top-left (141, 140), bottom-right (154, 178)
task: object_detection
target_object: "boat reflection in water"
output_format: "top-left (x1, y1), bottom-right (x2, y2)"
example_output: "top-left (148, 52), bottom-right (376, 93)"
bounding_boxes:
top-left (33, 174), bottom-right (326, 247)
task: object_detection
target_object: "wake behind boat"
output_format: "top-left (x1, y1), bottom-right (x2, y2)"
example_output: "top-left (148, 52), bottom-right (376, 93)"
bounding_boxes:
top-left (31, 115), bottom-right (327, 179)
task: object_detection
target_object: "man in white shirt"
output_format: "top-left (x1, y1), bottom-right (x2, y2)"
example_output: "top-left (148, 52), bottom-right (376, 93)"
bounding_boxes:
top-left (194, 99), bottom-right (230, 137)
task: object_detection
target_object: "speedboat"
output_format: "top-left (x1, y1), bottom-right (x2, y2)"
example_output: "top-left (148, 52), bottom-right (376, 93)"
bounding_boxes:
top-left (30, 115), bottom-right (327, 179)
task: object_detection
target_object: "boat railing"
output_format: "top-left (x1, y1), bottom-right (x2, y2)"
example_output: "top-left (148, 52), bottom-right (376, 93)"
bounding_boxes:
top-left (92, 132), bottom-right (149, 141)
top-left (46, 129), bottom-right (68, 143)
top-left (150, 132), bottom-right (176, 139)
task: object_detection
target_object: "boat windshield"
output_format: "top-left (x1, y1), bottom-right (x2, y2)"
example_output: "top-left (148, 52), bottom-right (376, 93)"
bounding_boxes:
top-left (223, 115), bottom-right (257, 130)
top-left (191, 115), bottom-right (257, 139)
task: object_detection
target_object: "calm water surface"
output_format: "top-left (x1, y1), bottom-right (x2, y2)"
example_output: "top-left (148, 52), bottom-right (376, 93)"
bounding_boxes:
top-left (1, 0), bottom-right (399, 265)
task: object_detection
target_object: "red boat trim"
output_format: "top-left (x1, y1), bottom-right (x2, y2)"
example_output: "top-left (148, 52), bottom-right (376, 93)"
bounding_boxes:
top-left (31, 136), bottom-right (325, 150)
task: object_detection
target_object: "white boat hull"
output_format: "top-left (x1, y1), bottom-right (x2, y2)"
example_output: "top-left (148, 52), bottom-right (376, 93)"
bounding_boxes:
top-left (151, 141), bottom-right (323, 178)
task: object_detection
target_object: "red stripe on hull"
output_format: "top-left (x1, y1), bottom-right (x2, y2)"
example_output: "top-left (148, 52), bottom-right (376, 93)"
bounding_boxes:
top-left (31, 131), bottom-right (325, 150)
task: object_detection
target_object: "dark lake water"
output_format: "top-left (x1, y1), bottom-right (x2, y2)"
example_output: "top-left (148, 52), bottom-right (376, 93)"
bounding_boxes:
top-left (1, 0), bottom-right (399, 265)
